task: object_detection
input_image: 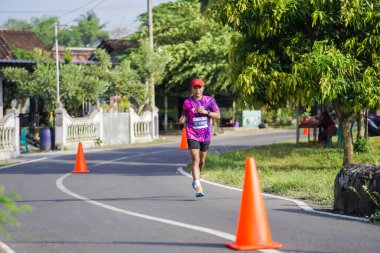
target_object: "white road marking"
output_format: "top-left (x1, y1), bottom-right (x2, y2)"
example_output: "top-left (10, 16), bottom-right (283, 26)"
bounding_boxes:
top-left (57, 173), bottom-right (235, 241)
top-left (0, 157), bottom-right (49, 170)
top-left (176, 168), bottom-right (367, 222)
top-left (0, 157), bottom-right (61, 253)
top-left (55, 150), bottom-right (281, 253)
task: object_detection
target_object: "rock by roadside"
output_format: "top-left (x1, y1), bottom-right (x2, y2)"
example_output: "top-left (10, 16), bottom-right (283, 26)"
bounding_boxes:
top-left (334, 163), bottom-right (380, 216)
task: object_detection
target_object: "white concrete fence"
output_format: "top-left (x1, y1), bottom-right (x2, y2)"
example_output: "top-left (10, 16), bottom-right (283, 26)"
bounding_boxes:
top-left (0, 100), bottom-right (20, 160)
top-left (0, 104), bottom-right (159, 160)
top-left (54, 105), bottom-right (159, 150)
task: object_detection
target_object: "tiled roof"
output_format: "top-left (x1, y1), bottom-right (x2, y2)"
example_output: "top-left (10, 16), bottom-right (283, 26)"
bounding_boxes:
top-left (0, 30), bottom-right (95, 63)
top-left (0, 35), bottom-right (12, 59)
top-left (0, 30), bottom-right (47, 60)
top-left (49, 45), bottom-right (95, 62)
top-left (0, 30), bottom-right (121, 64)
top-left (99, 39), bottom-right (137, 51)
top-left (97, 39), bottom-right (138, 62)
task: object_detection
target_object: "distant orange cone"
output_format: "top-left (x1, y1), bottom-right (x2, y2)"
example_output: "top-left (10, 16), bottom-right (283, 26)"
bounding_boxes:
top-left (179, 127), bottom-right (188, 150)
top-left (225, 157), bottom-right (282, 251)
top-left (303, 127), bottom-right (309, 135)
top-left (73, 142), bottom-right (89, 173)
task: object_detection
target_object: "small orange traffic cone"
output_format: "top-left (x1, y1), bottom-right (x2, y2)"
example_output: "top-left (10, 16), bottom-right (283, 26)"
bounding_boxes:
top-left (179, 127), bottom-right (188, 150)
top-left (73, 142), bottom-right (89, 173)
top-left (303, 127), bottom-right (309, 135)
top-left (225, 157), bottom-right (282, 251)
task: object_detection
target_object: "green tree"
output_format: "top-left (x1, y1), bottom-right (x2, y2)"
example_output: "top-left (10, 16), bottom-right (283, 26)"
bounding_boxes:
top-left (2, 16), bottom-right (57, 45)
top-left (110, 60), bottom-right (145, 112)
top-left (77, 11), bottom-right (109, 47)
top-left (1, 12), bottom-right (109, 47)
top-left (115, 40), bottom-right (170, 113)
top-left (209, 0), bottom-right (380, 165)
top-left (32, 16), bottom-right (58, 45)
top-left (1, 48), bottom-right (111, 121)
top-left (59, 26), bottom-right (83, 47)
top-left (1, 18), bottom-right (33, 30)
top-left (130, 0), bottom-right (233, 96)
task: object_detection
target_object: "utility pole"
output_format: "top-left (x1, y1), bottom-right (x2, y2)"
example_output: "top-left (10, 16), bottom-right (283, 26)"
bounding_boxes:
top-left (148, 0), bottom-right (154, 50)
top-left (147, 0), bottom-right (155, 108)
top-left (54, 22), bottom-right (60, 107)
top-left (147, 0), bottom-right (157, 138)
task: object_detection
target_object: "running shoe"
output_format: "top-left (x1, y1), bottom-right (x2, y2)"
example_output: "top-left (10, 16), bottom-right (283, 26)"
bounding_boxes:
top-left (195, 185), bottom-right (205, 198)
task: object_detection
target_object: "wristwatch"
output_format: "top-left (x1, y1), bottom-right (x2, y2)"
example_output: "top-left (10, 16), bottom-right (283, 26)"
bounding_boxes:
top-left (207, 110), bottom-right (210, 116)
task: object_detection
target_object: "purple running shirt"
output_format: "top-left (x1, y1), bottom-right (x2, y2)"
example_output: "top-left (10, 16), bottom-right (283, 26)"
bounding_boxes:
top-left (182, 95), bottom-right (220, 142)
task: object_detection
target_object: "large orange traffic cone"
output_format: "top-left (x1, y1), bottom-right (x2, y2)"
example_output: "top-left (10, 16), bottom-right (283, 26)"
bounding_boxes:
top-left (225, 157), bottom-right (282, 251)
top-left (72, 142), bottom-right (89, 173)
top-left (179, 127), bottom-right (188, 150)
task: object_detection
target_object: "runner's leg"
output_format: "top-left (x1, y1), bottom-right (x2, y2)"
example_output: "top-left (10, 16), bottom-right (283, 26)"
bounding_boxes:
top-left (199, 151), bottom-right (207, 174)
top-left (190, 149), bottom-right (201, 181)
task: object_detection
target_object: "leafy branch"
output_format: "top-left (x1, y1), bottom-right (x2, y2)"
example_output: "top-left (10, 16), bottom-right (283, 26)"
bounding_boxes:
top-left (0, 185), bottom-right (32, 239)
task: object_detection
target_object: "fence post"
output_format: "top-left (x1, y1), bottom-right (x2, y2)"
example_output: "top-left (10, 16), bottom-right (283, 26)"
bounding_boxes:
top-left (151, 107), bottom-right (159, 139)
top-left (92, 103), bottom-right (103, 145)
top-left (54, 105), bottom-right (68, 150)
top-left (129, 108), bottom-right (136, 144)
top-left (11, 100), bottom-right (19, 157)
top-left (5, 99), bottom-right (20, 158)
top-left (0, 78), bottom-right (3, 119)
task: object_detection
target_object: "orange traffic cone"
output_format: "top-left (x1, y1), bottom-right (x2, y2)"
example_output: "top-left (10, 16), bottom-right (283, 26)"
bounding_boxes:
top-left (179, 127), bottom-right (188, 150)
top-left (72, 142), bottom-right (89, 173)
top-left (225, 157), bottom-right (282, 251)
top-left (303, 127), bottom-right (309, 135)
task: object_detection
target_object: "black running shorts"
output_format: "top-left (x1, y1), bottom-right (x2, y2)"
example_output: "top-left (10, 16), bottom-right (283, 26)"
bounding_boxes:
top-left (187, 139), bottom-right (210, 152)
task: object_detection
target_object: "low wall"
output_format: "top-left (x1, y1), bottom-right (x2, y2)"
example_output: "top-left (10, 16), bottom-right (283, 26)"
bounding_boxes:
top-left (0, 101), bottom-right (20, 160)
top-left (102, 112), bottom-right (130, 146)
top-left (55, 106), bottom-right (159, 150)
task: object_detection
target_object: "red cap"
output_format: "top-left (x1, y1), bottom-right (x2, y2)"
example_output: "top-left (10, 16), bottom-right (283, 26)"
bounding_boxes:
top-left (191, 78), bottom-right (204, 87)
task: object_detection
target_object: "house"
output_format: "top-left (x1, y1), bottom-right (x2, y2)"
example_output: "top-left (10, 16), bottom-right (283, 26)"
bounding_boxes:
top-left (0, 30), bottom-right (48, 60)
top-left (0, 30), bottom-right (98, 120)
top-left (97, 39), bottom-right (137, 64)
top-left (0, 29), bottom-right (95, 62)
top-left (0, 30), bottom-right (49, 119)
top-left (0, 30), bottom-right (49, 158)
top-left (49, 45), bottom-right (95, 64)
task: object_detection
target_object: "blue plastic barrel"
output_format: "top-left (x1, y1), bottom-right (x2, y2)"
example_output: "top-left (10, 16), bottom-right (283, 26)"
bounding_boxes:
top-left (39, 127), bottom-right (51, 151)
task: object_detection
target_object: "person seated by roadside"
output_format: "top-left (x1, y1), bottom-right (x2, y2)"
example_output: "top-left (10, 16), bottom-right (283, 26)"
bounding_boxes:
top-left (317, 110), bottom-right (337, 146)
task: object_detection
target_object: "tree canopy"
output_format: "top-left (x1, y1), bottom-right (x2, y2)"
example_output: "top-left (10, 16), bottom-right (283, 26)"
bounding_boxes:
top-left (130, 0), bottom-right (234, 96)
top-left (1, 11), bottom-right (109, 47)
top-left (209, 0), bottom-right (380, 165)
top-left (1, 48), bottom-right (111, 118)
top-left (112, 40), bottom-right (170, 113)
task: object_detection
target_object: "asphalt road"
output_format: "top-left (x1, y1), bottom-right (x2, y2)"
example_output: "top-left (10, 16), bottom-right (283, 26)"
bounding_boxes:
top-left (1, 129), bottom-right (379, 253)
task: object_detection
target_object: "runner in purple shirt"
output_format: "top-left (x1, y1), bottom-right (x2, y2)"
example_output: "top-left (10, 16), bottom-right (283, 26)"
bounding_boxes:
top-left (178, 78), bottom-right (220, 197)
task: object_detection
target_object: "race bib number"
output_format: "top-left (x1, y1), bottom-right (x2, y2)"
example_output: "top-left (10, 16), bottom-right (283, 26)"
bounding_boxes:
top-left (193, 117), bottom-right (208, 129)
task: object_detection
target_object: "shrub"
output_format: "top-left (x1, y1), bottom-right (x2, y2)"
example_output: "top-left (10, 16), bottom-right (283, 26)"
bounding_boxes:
top-left (367, 210), bottom-right (380, 223)
top-left (354, 137), bottom-right (370, 153)
top-left (0, 185), bottom-right (32, 238)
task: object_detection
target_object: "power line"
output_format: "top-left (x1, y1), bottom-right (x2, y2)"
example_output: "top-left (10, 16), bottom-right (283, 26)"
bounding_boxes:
top-left (58, 0), bottom-right (101, 18)
top-left (118, 0), bottom-right (132, 30)
top-left (0, 3), bottom-right (146, 14)
top-left (63, 0), bottom-right (109, 25)
top-left (86, 0), bottom-right (109, 13)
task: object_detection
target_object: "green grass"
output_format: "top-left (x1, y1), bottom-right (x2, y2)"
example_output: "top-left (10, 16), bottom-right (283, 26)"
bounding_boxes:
top-left (202, 137), bottom-right (380, 207)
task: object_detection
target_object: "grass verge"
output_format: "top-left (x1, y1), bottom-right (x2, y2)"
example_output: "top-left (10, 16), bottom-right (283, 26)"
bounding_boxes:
top-left (202, 137), bottom-right (380, 207)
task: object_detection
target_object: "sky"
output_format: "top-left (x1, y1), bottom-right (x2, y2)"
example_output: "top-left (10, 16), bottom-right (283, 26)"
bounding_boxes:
top-left (0, 0), bottom-right (172, 38)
